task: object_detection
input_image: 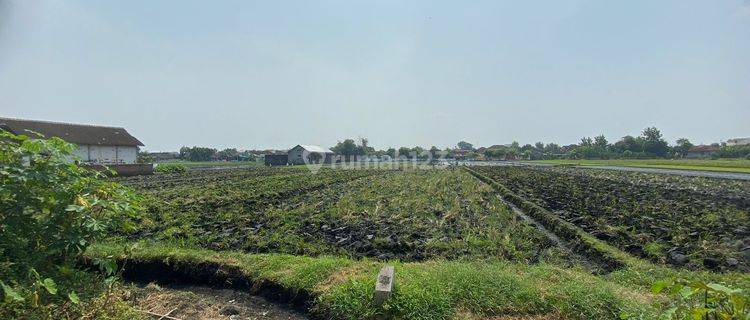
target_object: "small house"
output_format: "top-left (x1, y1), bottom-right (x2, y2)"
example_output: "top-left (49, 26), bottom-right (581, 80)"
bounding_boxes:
top-left (686, 145), bottom-right (720, 159)
top-left (287, 145), bottom-right (334, 165)
top-left (726, 138), bottom-right (750, 147)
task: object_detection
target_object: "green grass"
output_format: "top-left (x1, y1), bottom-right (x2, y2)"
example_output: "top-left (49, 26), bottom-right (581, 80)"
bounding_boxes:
top-left (86, 242), bottom-right (666, 320)
top-left (528, 159), bottom-right (750, 173)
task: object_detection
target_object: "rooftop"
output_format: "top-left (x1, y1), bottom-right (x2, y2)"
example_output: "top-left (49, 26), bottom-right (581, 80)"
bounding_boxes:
top-left (0, 117), bottom-right (144, 146)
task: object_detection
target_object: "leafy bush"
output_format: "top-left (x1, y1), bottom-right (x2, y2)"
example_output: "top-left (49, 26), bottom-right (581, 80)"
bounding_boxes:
top-left (0, 131), bottom-right (141, 317)
top-left (652, 278), bottom-right (749, 319)
top-left (155, 163), bottom-right (187, 173)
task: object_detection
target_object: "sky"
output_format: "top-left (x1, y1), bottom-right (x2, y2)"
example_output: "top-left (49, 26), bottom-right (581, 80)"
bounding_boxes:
top-left (0, 0), bottom-right (748, 151)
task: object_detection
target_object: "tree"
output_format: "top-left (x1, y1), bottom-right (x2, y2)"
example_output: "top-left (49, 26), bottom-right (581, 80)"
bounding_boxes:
top-left (136, 150), bottom-right (154, 164)
top-left (534, 142), bottom-right (545, 152)
top-left (594, 135), bottom-right (608, 149)
top-left (443, 147), bottom-right (454, 158)
top-left (216, 148), bottom-right (239, 161)
top-left (522, 150), bottom-right (533, 160)
top-left (413, 146), bottom-right (426, 160)
top-left (641, 127), bottom-right (669, 157)
top-left (457, 141), bottom-right (474, 151)
top-left (544, 143), bottom-right (562, 155)
top-left (179, 146), bottom-right (217, 162)
top-left (580, 137), bottom-right (593, 147)
top-left (385, 148), bottom-right (396, 158)
top-left (429, 146), bottom-right (440, 158)
top-left (614, 135), bottom-right (640, 153)
top-left (331, 139), bottom-right (358, 156)
top-left (397, 147), bottom-right (412, 159)
top-left (359, 138), bottom-right (375, 155)
top-left (674, 138), bottom-right (693, 158)
top-left (642, 127), bottom-right (663, 142)
top-left (484, 147), bottom-right (507, 159)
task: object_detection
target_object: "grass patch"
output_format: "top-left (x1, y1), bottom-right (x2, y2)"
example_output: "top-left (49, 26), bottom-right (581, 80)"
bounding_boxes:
top-left (86, 242), bottom-right (663, 320)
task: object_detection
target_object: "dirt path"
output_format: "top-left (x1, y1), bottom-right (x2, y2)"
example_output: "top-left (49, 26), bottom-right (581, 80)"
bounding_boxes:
top-left (129, 282), bottom-right (309, 320)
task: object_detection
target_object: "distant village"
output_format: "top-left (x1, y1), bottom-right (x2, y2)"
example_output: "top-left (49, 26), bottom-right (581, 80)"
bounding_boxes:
top-left (2, 117), bottom-right (749, 176)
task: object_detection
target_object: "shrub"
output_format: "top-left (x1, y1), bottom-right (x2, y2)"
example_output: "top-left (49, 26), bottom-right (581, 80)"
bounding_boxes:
top-left (155, 163), bottom-right (187, 173)
top-left (0, 131), bottom-right (141, 317)
top-left (652, 278), bottom-right (749, 319)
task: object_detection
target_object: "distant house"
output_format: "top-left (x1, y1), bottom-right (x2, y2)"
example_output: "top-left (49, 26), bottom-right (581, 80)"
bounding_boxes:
top-left (452, 149), bottom-right (470, 160)
top-left (0, 117), bottom-right (144, 164)
top-left (726, 138), bottom-right (750, 147)
top-left (686, 145), bottom-right (720, 159)
top-left (287, 145), bottom-right (334, 165)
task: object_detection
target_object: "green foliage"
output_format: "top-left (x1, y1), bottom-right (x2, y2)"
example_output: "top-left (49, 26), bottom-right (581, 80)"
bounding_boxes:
top-left (718, 145), bottom-right (750, 159)
top-left (456, 141), bottom-right (474, 150)
top-left (135, 150), bottom-right (154, 164)
top-left (216, 148), bottom-right (240, 161)
top-left (652, 278), bottom-right (749, 319)
top-left (0, 131), bottom-right (141, 317)
top-left (178, 146), bottom-right (217, 161)
top-left (154, 163), bottom-right (187, 173)
top-left (331, 138), bottom-right (374, 157)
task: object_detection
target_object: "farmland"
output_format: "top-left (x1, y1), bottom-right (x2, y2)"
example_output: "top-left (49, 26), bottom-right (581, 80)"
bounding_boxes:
top-left (93, 164), bottom-right (750, 319)
top-left (472, 165), bottom-right (750, 272)
top-left (119, 167), bottom-right (567, 263)
top-left (529, 158), bottom-right (750, 173)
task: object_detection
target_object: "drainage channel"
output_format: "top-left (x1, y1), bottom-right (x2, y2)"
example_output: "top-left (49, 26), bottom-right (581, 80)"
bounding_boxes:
top-left (498, 196), bottom-right (604, 273)
top-left (110, 258), bottom-right (317, 320)
top-left (127, 282), bottom-right (309, 320)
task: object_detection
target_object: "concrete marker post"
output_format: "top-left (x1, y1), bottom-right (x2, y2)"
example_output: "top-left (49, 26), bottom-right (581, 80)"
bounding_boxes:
top-left (374, 265), bottom-right (395, 306)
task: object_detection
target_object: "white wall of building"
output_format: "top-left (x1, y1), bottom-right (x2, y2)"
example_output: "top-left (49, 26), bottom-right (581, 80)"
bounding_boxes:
top-left (71, 144), bottom-right (138, 164)
top-left (117, 146), bottom-right (137, 164)
top-left (727, 138), bottom-right (750, 147)
top-left (287, 147), bottom-right (305, 165)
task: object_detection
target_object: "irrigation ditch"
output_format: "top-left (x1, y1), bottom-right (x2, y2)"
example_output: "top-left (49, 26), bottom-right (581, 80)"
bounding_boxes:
top-left (80, 255), bottom-right (319, 319)
top-left (463, 166), bottom-right (639, 273)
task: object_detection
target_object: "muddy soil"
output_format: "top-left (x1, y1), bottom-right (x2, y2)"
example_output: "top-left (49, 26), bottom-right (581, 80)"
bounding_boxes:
top-left (129, 282), bottom-right (309, 320)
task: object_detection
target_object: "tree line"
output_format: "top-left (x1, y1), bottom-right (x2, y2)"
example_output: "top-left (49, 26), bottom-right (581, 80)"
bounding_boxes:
top-left (330, 127), bottom-right (749, 161)
top-left (162, 127), bottom-right (748, 163)
top-left (177, 146), bottom-right (257, 162)
top-left (468, 127), bottom-right (750, 160)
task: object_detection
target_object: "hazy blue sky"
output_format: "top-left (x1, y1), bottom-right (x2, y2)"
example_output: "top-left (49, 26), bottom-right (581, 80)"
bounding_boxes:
top-left (1, 0), bottom-right (748, 151)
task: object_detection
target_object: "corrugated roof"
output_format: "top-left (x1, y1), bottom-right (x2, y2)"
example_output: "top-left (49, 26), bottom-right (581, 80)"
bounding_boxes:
top-left (293, 145), bottom-right (334, 153)
top-left (688, 145), bottom-right (720, 152)
top-left (0, 117), bottom-right (144, 146)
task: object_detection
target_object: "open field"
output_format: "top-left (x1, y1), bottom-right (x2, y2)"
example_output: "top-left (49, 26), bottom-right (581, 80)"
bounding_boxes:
top-left (97, 165), bottom-right (750, 318)
top-left (528, 159), bottom-right (750, 173)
